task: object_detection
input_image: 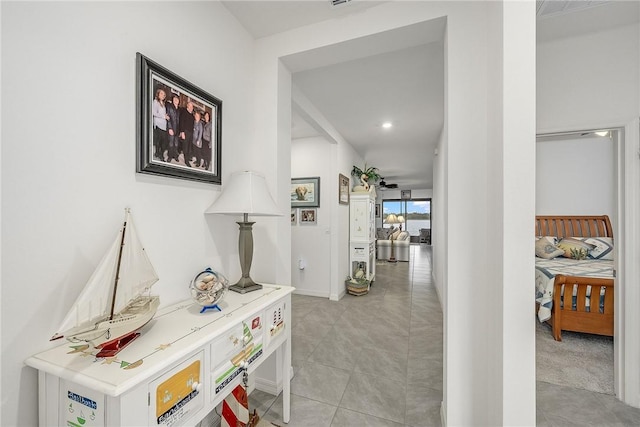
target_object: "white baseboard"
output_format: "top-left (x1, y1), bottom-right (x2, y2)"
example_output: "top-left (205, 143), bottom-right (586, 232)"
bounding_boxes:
top-left (254, 366), bottom-right (294, 395)
top-left (292, 289), bottom-right (329, 298)
top-left (330, 289), bottom-right (346, 301)
top-left (254, 376), bottom-right (282, 395)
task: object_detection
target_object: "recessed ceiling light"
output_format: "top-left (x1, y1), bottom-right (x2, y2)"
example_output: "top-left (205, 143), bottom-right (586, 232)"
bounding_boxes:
top-left (382, 122), bottom-right (393, 129)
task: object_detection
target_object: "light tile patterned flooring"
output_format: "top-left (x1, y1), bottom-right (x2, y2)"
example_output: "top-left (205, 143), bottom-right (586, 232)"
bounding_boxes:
top-left (247, 245), bottom-right (640, 427)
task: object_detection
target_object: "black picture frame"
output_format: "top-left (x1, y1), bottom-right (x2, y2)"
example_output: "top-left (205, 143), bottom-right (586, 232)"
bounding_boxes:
top-left (136, 53), bottom-right (222, 184)
top-left (291, 177), bottom-right (320, 208)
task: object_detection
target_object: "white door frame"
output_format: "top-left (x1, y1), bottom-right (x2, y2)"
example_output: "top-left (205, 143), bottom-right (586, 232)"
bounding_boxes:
top-left (618, 118), bottom-right (640, 407)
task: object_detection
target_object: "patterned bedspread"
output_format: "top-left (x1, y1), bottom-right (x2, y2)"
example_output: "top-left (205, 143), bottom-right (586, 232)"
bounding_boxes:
top-left (535, 258), bottom-right (614, 322)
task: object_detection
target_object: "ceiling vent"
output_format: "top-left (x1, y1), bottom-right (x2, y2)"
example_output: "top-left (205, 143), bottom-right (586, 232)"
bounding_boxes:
top-left (330, 0), bottom-right (353, 8)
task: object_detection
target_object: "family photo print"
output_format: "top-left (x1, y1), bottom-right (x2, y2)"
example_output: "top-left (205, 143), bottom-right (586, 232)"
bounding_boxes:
top-left (137, 53), bottom-right (222, 184)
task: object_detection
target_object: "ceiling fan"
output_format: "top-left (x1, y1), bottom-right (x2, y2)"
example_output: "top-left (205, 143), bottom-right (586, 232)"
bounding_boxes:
top-left (378, 177), bottom-right (398, 189)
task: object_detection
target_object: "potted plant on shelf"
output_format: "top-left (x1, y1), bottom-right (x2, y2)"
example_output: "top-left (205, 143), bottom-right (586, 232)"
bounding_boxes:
top-left (351, 164), bottom-right (380, 192)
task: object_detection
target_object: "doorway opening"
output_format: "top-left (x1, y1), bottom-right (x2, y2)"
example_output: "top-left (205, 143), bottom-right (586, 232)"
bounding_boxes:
top-left (535, 127), bottom-right (622, 397)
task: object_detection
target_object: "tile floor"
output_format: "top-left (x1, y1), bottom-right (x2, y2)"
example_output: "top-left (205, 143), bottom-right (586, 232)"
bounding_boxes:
top-left (248, 244), bottom-right (640, 426)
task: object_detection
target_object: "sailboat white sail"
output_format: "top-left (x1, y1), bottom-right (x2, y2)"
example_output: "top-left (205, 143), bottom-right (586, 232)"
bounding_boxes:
top-left (51, 209), bottom-right (160, 354)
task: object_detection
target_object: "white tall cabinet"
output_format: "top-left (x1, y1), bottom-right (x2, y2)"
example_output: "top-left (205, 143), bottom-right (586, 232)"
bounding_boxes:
top-left (349, 186), bottom-right (377, 283)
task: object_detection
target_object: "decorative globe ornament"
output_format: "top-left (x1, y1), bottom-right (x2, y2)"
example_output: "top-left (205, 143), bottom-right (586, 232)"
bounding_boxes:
top-left (190, 268), bottom-right (229, 313)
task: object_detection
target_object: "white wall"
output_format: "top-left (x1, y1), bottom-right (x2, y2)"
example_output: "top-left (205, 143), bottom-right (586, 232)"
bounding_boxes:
top-left (489, 2), bottom-right (537, 422)
top-left (1, 2), bottom-right (256, 426)
top-left (290, 136), bottom-right (361, 300)
top-left (291, 137), bottom-right (332, 297)
top-left (536, 136), bottom-right (615, 218)
top-left (433, 132), bottom-right (446, 303)
top-left (537, 23), bottom-right (639, 130)
top-left (255, 1), bottom-right (536, 425)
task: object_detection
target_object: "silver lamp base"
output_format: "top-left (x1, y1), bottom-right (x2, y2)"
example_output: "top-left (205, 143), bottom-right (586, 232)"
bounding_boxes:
top-left (230, 216), bottom-right (263, 294)
top-left (229, 276), bottom-right (263, 294)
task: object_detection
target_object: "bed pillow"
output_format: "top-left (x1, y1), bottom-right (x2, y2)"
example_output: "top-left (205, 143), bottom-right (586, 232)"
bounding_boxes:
top-left (535, 237), bottom-right (564, 259)
top-left (557, 238), bottom-right (595, 260)
top-left (573, 237), bottom-right (614, 260)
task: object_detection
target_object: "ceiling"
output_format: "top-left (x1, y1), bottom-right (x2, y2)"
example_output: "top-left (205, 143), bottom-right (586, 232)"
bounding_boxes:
top-left (222, 0), bottom-right (639, 191)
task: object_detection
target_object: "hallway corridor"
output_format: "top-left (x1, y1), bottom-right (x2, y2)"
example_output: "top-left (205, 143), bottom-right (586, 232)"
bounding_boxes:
top-left (255, 245), bottom-right (441, 426)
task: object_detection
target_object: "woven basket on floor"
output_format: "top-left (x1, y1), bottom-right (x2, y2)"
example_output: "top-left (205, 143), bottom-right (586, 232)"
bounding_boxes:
top-left (346, 279), bottom-right (370, 296)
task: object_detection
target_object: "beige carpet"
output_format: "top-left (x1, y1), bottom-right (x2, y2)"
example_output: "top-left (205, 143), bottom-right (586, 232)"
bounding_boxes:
top-left (536, 320), bottom-right (614, 395)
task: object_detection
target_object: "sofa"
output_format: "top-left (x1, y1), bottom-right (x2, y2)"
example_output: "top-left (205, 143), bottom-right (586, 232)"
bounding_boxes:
top-left (376, 228), bottom-right (410, 262)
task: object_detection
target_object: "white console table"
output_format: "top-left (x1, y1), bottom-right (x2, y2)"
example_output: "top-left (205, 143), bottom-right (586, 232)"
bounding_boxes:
top-left (26, 284), bottom-right (293, 426)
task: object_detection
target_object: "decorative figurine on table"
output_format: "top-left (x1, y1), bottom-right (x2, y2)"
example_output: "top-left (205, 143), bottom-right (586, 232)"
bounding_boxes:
top-left (49, 208), bottom-right (160, 358)
top-left (190, 268), bottom-right (229, 313)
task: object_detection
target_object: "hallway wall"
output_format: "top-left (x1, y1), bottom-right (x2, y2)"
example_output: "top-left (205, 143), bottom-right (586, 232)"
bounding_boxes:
top-left (1, 2), bottom-right (257, 425)
top-left (291, 137), bottom-right (333, 297)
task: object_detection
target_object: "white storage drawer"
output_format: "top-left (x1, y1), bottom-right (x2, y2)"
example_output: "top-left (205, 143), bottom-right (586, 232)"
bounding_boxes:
top-left (264, 300), bottom-right (286, 350)
top-left (210, 312), bottom-right (264, 399)
top-left (148, 351), bottom-right (204, 426)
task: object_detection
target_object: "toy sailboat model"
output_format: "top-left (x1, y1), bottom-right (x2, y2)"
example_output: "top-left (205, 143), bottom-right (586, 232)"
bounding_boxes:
top-left (50, 208), bottom-right (160, 358)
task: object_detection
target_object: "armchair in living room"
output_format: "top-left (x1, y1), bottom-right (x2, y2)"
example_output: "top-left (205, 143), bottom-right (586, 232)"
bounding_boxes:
top-left (376, 228), bottom-right (410, 262)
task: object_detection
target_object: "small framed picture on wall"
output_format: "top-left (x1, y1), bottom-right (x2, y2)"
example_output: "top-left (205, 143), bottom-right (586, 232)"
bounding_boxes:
top-left (291, 209), bottom-right (297, 225)
top-left (338, 173), bottom-right (350, 205)
top-left (401, 190), bottom-right (412, 200)
top-left (300, 208), bottom-right (317, 225)
top-left (291, 177), bottom-right (320, 208)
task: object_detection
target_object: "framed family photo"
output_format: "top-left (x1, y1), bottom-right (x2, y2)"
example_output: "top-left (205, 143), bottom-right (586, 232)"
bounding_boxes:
top-left (291, 177), bottom-right (320, 208)
top-left (291, 209), bottom-right (297, 225)
top-left (136, 53), bottom-right (222, 184)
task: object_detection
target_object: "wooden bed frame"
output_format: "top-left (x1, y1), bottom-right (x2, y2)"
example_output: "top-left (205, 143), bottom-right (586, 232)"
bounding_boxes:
top-left (535, 215), bottom-right (614, 341)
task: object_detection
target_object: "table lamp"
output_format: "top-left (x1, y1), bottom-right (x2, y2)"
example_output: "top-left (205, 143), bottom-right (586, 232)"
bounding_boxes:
top-left (384, 213), bottom-right (401, 263)
top-left (205, 171), bottom-right (282, 293)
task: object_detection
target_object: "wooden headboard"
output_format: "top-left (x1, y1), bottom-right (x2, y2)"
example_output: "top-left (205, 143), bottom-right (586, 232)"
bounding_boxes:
top-left (535, 215), bottom-right (613, 239)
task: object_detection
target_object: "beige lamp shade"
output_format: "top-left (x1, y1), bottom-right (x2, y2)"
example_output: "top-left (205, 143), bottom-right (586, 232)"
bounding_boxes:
top-left (385, 214), bottom-right (400, 224)
top-left (205, 171), bottom-right (282, 217)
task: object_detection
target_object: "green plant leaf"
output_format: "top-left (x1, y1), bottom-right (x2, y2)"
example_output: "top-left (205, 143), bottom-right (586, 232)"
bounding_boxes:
top-left (351, 164), bottom-right (380, 182)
